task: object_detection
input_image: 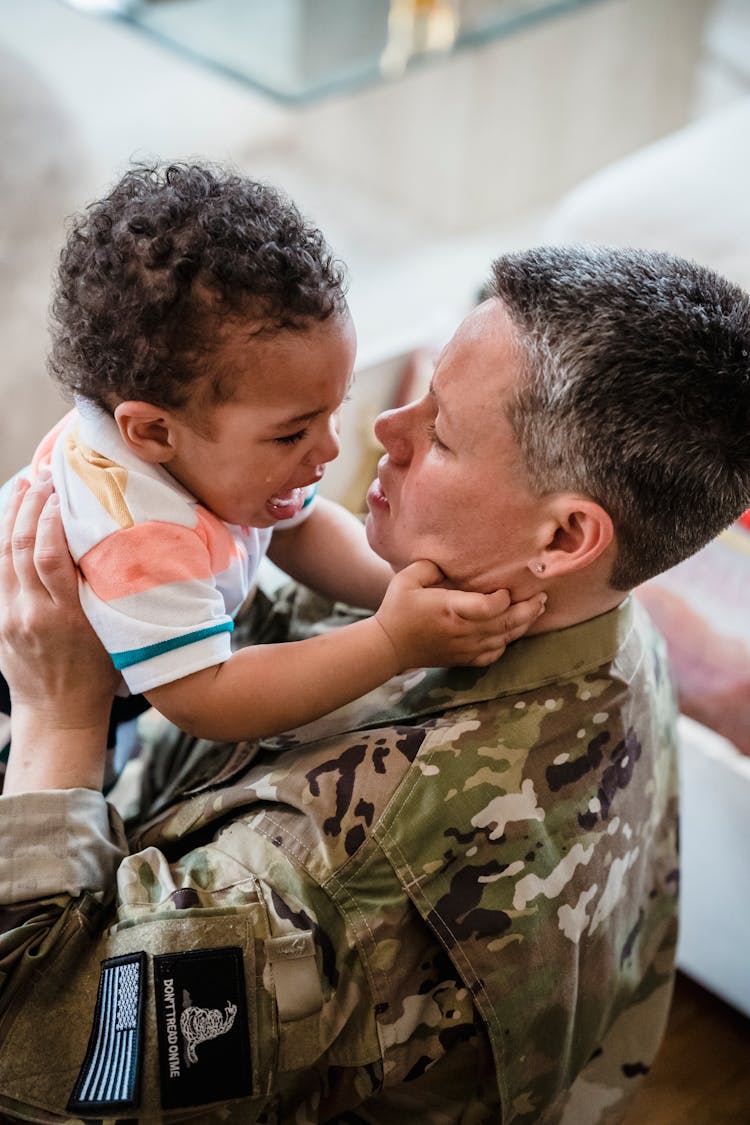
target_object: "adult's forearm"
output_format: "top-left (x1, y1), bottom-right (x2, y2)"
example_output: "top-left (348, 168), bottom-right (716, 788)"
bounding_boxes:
top-left (3, 709), bottom-right (111, 794)
top-left (0, 787), bottom-right (127, 1024)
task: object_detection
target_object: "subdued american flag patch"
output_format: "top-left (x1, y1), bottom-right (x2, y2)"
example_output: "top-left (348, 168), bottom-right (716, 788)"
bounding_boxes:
top-left (67, 952), bottom-right (146, 1114)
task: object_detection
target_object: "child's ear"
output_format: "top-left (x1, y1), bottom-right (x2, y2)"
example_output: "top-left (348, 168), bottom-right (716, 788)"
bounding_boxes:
top-left (527, 495), bottom-right (614, 579)
top-left (113, 402), bottom-right (179, 464)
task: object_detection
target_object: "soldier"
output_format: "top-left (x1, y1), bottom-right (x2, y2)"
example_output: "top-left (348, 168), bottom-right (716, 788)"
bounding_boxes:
top-left (1, 245), bottom-right (749, 1123)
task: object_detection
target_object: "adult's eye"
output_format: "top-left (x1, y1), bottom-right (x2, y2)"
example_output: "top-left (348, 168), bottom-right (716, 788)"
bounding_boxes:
top-left (426, 422), bottom-right (448, 451)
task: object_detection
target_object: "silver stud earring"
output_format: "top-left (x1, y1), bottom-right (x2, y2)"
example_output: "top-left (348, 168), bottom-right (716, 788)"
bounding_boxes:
top-left (535, 563), bottom-right (546, 574)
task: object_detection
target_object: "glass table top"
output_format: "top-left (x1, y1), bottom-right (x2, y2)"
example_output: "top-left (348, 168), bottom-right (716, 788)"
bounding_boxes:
top-left (110, 0), bottom-right (602, 105)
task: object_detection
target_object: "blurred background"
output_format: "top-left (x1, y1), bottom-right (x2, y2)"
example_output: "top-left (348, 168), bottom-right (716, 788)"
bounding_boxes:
top-left (1, 0), bottom-right (749, 499)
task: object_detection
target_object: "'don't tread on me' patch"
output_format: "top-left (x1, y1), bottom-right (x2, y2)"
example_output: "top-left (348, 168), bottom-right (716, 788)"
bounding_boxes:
top-left (153, 946), bottom-right (252, 1109)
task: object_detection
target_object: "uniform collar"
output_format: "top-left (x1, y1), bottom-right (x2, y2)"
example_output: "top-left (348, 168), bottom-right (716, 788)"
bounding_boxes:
top-left (273, 598), bottom-right (637, 748)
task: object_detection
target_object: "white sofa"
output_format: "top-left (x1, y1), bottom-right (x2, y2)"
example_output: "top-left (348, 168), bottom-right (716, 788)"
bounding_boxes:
top-left (678, 716), bottom-right (750, 1015)
top-left (543, 94), bottom-right (750, 293)
top-left (543, 95), bottom-right (750, 1016)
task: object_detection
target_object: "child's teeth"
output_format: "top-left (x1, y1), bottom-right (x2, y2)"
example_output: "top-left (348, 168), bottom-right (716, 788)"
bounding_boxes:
top-left (270, 489), bottom-right (299, 504)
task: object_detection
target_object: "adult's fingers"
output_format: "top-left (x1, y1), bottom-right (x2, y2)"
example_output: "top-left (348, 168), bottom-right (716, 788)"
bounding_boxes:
top-left (34, 492), bottom-right (80, 606)
top-left (0, 476), bottom-right (31, 581)
top-left (11, 474), bottom-right (55, 596)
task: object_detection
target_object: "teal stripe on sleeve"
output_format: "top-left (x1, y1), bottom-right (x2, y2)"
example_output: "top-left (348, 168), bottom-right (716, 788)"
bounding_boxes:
top-left (111, 620), bottom-right (234, 670)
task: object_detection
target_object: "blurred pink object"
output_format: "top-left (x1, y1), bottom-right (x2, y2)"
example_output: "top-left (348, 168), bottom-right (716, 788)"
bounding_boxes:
top-left (636, 520), bottom-right (750, 756)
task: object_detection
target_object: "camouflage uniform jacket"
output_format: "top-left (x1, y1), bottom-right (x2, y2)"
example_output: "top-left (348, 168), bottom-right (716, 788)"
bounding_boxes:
top-left (0, 597), bottom-right (679, 1124)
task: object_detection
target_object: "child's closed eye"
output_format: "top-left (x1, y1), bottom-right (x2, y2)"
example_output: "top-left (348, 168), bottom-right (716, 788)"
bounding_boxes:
top-left (275, 429), bottom-right (309, 446)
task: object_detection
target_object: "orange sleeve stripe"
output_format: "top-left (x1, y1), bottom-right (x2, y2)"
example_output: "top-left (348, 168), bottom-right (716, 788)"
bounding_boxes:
top-left (78, 522), bottom-right (218, 601)
top-left (194, 504), bottom-right (241, 575)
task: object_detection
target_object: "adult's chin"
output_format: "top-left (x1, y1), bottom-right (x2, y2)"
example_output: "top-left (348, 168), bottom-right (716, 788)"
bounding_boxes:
top-left (365, 512), bottom-right (402, 570)
top-left (364, 510), bottom-right (383, 553)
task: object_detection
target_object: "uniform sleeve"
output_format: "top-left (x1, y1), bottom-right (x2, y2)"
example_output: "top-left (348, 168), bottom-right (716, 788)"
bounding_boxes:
top-left (0, 788), bottom-right (127, 905)
top-left (0, 800), bottom-right (374, 1122)
top-left (0, 789), bottom-right (128, 1044)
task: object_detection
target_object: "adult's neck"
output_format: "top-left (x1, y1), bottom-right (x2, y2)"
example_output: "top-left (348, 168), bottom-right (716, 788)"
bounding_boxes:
top-left (523, 567), bottom-right (629, 636)
top-left (433, 552), bottom-right (628, 635)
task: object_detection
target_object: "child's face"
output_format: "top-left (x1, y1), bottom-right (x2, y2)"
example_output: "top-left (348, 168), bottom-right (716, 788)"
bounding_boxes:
top-left (167, 311), bottom-right (356, 527)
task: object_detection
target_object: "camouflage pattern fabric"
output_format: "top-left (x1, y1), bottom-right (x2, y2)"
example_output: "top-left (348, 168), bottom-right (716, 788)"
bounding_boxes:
top-left (0, 592), bottom-right (678, 1124)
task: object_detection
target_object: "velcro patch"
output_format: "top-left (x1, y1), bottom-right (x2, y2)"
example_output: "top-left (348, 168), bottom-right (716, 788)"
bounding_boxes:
top-left (153, 946), bottom-right (252, 1109)
top-left (67, 952), bottom-right (146, 1114)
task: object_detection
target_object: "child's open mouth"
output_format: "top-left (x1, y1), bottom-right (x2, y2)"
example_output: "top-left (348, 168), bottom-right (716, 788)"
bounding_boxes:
top-left (266, 488), bottom-right (304, 521)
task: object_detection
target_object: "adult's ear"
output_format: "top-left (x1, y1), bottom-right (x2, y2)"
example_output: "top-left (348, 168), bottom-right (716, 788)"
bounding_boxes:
top-left (528, 495), bottom-right (614, 579)
top-left (113, 401), bottom-right (178, 464)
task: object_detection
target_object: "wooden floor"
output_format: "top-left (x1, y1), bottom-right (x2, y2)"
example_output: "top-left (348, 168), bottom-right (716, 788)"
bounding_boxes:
top-left (623, 971), bottom-right (750, 1124)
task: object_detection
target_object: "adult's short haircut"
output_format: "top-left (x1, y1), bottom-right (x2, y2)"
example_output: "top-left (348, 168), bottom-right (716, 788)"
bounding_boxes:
top-left (49, 162), bottom-right (347, 417)
top-left (489, 245), bottom-right (750, 589)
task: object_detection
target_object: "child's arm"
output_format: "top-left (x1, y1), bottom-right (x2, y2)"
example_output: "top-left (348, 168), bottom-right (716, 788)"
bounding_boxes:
top-left (145, 562), bottom-right (547, 742)
top-left (267, 496), bottom-right (393, 610)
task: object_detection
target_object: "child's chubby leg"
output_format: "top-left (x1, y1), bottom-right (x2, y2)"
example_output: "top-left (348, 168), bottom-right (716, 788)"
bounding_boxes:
top-left (374, 559), bottom-right (547, 669)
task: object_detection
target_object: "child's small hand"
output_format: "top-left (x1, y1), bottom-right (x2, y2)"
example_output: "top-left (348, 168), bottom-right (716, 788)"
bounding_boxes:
top-left (373, 560), bottom-right (547, 670)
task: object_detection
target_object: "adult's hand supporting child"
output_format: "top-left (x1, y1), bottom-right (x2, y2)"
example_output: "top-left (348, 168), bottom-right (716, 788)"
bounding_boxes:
top-left (0, 472), bottom-right (118, 793)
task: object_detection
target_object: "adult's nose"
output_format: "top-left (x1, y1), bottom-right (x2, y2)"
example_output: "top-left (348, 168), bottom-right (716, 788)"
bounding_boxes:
top-left (374, 406), bottom-right (412, 465)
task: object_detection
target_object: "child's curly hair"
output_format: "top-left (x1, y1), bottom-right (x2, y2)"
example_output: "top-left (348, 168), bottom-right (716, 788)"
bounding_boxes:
top-left (49, 162), bottom-right (348, 414)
